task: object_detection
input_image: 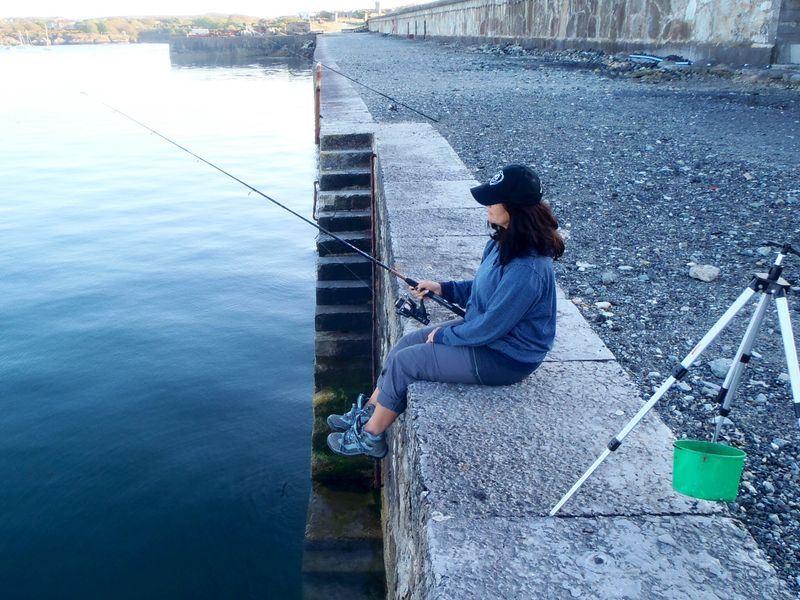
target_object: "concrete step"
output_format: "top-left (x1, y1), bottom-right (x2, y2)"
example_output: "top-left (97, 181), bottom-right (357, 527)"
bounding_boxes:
top-left (317, 209), bottom-right (372, 233)
top-left (319, 132), bottom-right (373, 151)
top-left (319, 149), bottom-right (373, 170)
top-left (315, 304), bottom-right (372, 332)
top-left (317, 255), bottom-right (373, 282)
top-left (303, 539), bottom-right (385, 574)
top-left (315, 331), bottom-right (372, 359)
top-left (316, 280), bottom-right (372, 305)
top-left (319, 168), bottom-right (371, 192)
top-left (302, 565), bottom-right (385, 600)
top-left (316, 190), bottom-right (372, 212)
top-left (316, 230), bottom-right (371, 256)
top-left (314, 357), bottom-right (372, 390)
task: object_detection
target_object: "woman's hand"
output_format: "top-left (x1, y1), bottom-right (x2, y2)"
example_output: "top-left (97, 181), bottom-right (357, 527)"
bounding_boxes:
top-left (426, 327), bottom-right (441, 344)
top-left (411, 280), bottom-right (442, 299)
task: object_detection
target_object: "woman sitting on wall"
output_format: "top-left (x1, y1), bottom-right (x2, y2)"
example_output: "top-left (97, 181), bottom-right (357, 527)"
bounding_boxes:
top-left (327, 164), bottom-right (565, 459)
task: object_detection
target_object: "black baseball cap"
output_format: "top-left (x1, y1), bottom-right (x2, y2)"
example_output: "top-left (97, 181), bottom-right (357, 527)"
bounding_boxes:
top-left (470, 164), bottom-right (543, 207)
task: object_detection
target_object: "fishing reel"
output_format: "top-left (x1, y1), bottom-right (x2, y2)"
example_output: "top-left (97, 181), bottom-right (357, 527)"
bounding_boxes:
top-left (395, 294), bottom-right (430, 325)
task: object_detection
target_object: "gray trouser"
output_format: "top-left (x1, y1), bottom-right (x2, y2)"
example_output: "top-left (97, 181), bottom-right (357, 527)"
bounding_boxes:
top-left (376, 320), bottom-right (478, 413)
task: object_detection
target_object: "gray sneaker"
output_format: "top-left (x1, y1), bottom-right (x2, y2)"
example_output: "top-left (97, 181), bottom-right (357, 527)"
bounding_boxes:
top-left (326, 394), bottom-right (375, 432)
top-left (327, 420), bottom-right (387, 459)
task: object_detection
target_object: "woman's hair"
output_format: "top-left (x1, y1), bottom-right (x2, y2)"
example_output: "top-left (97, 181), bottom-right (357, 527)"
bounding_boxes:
top-left (490, 202), bottom-right (565, 265)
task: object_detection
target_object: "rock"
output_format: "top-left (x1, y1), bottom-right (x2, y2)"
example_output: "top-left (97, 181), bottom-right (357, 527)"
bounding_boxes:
top-left (755, 393), bottom-right (767, 405)
top-left (689, 264), bottom-right (721, 282)
top-left (756, 246), bottom-right (772, 257)
top-left (712, 415), bottom-right (734, 426)
top-left (601, 270), bottom-right (619, 285)
top-left (677, 382), bottom-right (692, 392)
top-left (763, 481), bottom-right (776, 494)
top-left (768, 513), bottom-right (781, 525)
top-left (595, 301), bottom-right (612, 310)
top-left (657, 533), bottom-right (678, 547)
top-left (709, 358), bottom-right (733, 378)
top-left (771, 438), bottom-right (789, 449)
top-left (637, 274), bottom-right (651, 282)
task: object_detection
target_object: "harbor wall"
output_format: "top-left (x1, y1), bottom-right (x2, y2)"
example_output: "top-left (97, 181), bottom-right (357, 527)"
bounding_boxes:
top-left (313, 32), bottom-right (794, 600)
top-left (168, 33), bottom-right (316, 63)
top-left (369, 0), bottom-right (796, 65)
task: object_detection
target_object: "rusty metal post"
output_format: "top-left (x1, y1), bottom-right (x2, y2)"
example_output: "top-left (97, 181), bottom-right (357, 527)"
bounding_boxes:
top-left (314, 62), bottom-right (321, 145)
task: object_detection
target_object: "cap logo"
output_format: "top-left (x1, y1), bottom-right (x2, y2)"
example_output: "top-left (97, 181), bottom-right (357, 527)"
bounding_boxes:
top-left (489, 171), bottom-right (504, 186)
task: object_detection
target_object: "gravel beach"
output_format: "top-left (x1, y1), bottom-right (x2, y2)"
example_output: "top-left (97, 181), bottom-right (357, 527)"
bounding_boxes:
top-left (321, 32), bottom-right (800, 592)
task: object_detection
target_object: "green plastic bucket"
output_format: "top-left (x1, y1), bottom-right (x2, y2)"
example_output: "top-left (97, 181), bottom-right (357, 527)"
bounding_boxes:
top-left (672, 440), bottom-right (746, 502)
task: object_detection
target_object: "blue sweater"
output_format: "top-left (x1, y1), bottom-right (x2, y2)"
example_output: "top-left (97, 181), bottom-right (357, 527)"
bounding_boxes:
top-left (434, 239), bottom-right (557, 364)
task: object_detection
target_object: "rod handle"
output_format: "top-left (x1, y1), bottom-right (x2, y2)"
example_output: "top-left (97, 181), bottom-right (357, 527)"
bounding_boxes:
top-left (403, 278), bottom-right (466, 318)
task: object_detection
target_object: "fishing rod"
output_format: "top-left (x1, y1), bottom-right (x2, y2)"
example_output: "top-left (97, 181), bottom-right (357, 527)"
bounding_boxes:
top-left (85, 93), bottom-right (464, 322)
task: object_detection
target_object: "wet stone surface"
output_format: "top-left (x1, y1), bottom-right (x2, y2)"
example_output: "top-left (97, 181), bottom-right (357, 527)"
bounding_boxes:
top-left (323, 32), bottom-right (800, 593)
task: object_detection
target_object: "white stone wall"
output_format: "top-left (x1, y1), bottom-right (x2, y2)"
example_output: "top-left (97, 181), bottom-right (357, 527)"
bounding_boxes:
top-left (369, 0), bottom-right (783, 62)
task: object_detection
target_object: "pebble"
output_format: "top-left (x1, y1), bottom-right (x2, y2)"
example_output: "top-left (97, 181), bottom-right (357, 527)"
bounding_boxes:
top-left (689, 264), bottom-right (721, 282)
top-left (764, 481), bottom-right (776, 494)
top-left (709, 358), bottom-right (733, 378)
top-left (755, 393), bottom-right (767, 405)
top-left (601, 270), bottom-right (619, 285)
top-left (595, 301), bottom-right (612, 310)
top-left (677, 382), bottom-right (692, 392)
top-left (657, 533), bottom-right (678, 547)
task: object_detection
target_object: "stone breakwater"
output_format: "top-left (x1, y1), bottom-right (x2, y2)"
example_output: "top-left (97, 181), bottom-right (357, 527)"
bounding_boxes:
top-left (168, 34), bottom-right (316, 63)
top-left (324, 31), bottom-right (800, 594)
top-left (368, 0), bottom-right (795, 66)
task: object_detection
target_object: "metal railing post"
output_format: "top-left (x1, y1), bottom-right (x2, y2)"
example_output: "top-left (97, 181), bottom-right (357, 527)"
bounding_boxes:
top-left (314, 63), bottom-right (322, 145)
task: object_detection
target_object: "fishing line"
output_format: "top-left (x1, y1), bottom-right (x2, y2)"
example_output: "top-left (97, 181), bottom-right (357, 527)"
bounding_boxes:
top-left (315, 61), bottom-right (439, 123)
top-left (83, 92), bottom-right (464, 318)
top-left (285, 46), bottom-right (439, 122)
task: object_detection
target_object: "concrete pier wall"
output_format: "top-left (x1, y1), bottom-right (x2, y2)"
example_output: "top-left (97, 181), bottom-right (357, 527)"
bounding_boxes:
top-left (314, 32), bottom-right (794, 600)
top-left (369, 0), bottom-right (795, 65)
top-left (168, 33), bottom-right (316, 62)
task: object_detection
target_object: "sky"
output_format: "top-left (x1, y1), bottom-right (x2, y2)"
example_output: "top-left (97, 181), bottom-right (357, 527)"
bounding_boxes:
top-left (1, 1), bottom-right (409, 20)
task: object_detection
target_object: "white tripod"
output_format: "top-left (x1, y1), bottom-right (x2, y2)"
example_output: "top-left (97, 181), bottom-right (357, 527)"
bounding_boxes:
top-left (551, 242), bottom-right (800, 516)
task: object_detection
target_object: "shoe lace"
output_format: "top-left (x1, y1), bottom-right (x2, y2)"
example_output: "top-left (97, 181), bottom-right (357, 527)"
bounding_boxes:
top-left (342, 419), bottom-right (371, 452)
top-left (343, 394), bottom-right (366, 421)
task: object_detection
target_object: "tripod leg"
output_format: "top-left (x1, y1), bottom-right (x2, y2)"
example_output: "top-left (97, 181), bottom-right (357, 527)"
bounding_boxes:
top-left (775, 292), bottom-right (800, 428)
top-left (549, 286), bottom-right (757, 516)
top-left (713, 293), bottom-right (772, 442)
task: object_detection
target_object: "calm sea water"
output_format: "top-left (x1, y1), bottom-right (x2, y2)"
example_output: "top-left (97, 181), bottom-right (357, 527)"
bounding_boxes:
top-left (0, 44), bottom-right (315, 598)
